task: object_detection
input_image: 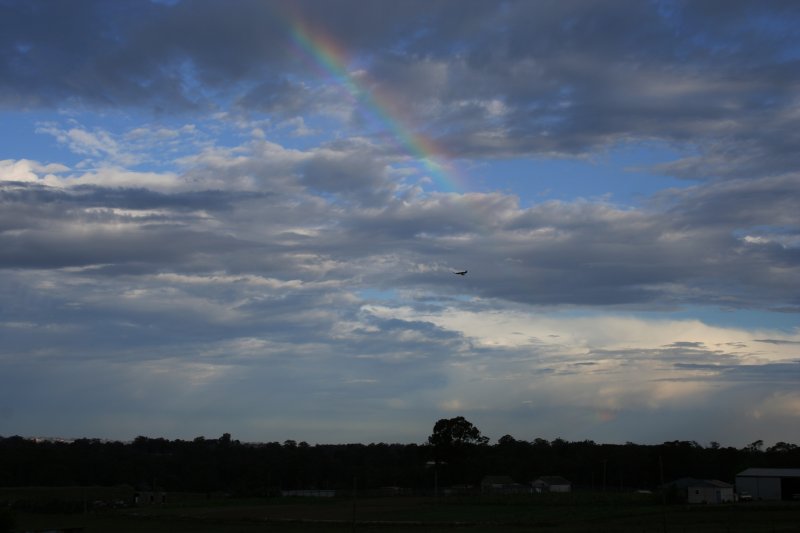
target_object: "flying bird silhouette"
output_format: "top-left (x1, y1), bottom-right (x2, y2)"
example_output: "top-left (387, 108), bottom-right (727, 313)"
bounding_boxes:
top-left (453, 270), bottom-right (468, 276)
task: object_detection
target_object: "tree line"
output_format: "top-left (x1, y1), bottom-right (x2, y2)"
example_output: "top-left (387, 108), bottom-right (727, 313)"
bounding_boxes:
top-left (1, 418), bottom-right (798, 495)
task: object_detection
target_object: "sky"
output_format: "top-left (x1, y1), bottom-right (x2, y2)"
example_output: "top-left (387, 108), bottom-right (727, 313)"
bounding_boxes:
top-left (1, 0), bottom-right (799, 447)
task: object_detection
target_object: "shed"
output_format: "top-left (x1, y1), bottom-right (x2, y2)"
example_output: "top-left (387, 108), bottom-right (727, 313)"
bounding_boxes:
top-left (481, 475), bottom-right (527, 494)
top-left (666, 477), bottom-right (734, 504)
top-left (532, 475), bottom-right (571, 493)
top-left (735, 468), bottom-right (800, 501)
top-left (281, 489), bottom-right (336, 498)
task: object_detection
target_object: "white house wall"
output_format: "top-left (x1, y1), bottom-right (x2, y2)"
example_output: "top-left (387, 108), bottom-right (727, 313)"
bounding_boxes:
top-left (687, 487), bottom-right (733, 504)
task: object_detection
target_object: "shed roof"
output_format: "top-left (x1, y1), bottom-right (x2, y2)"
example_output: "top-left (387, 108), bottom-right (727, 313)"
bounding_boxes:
top-left (736, 468), bottom-right (800, 478)
top-left (667, 477), bottom-right (733, 489)
top-left (705, 479), bottom-right (734, 488)
top-left (481, 475), bottom-right (516, 486)
top-left (533, 476), bottom-right (571, 486)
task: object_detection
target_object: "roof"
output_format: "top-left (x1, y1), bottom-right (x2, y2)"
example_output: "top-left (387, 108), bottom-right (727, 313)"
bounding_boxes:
top-left (667, 477), bottom-right (733, 489)
top-left (706, 479), bottom-right (734, 488)
top-left (481, 475), bottom-right (516, 485)
top-left (533, 476), bottom-right (571, 486)
top-left (736, 468), bottom-right (800, 478)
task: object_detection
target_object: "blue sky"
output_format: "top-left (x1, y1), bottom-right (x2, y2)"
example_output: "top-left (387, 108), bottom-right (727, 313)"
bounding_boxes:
top-left (1, 0), bottom-right (799, 447)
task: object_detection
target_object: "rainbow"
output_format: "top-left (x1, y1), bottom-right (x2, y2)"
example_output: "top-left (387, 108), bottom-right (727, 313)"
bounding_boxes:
top-left (284, 15), bottom-right (462, 192)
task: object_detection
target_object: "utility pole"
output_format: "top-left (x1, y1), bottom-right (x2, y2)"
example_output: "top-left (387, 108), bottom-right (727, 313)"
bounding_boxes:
top-left (659, 455), bottom-right (667, 533)
top-left (425, 461), bottom-right (442, 501)
top-left (434, 465), bottom-right (439, 500)
top-left (351, 475), bottom-right (357, 532)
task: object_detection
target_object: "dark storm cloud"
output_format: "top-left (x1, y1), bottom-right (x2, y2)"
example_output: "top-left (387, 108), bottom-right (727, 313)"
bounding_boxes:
top-left (0, 181), bottom-right (266, 269)
top-left (655, 174), bottom-right (800, 229)
top-left (0, 225), bottom-right (249, 269)
top-left (1, 182), bottom-right (266, 211)
top-left (0, 0), bottom-right (185, 109)
top-left (4, 1), bottom-right (800, 175)
top-left (0, 0), bottom-right (430, 109)
top-left (666, 341), bottom-right (706, 349)
top-left (673, 361), bottom-right (800, 385)
top-left (756, 339), bottom-right (800, 345)
top-left (301, 150), bottom-right (394, 205)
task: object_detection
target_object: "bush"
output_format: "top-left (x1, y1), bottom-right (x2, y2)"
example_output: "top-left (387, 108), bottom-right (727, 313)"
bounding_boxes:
top-left (0, 508), bottom-right (16, 533)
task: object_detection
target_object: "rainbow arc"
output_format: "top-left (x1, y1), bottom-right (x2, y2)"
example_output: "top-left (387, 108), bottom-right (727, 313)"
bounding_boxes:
top-left (285, 15), bottom-right (462, 193)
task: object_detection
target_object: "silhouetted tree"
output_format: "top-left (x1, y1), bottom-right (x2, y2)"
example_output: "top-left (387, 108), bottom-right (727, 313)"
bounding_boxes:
top-left (1, 429), bottom-right (797, 498)
top-left (745, 439), bottom-right (764, 453)
top-left (427, 416), bottom-right (488, 485)
top-left (428, 416), bottom-right (489, 450)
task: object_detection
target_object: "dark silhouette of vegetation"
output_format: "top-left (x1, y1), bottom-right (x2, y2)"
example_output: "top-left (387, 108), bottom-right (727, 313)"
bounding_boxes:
top-left (428, 417), bottom-right (489, 451)
top-left (1, 419), bottom-right (799, 499)
top-left (428, 416), bottom-right (490, 486)
top-left (0, 507), bottom-right (15, 533)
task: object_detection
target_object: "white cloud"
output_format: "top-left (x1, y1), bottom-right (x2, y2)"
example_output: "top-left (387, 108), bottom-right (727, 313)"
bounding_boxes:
top-left (36, 123), bottom-right (136, 165)
top-left (277, 117), bottom-right (317, 137)
top-left (0, 159), bottom-right (70, 183)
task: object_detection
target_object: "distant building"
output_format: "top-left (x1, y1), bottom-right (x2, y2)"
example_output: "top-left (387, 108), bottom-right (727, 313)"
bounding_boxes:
top-left (736, 468), bottom-right (800, 501)
top-left (666, 478), bottom-right (734, 504)
top-left (481, 475), bottom-right (528, 494)
top-left (532, 476), bottom-right (571, 493)
top-left (280, 489), bottom-right (336, 498)
top-left (133, 490), bottom-right (166, 506)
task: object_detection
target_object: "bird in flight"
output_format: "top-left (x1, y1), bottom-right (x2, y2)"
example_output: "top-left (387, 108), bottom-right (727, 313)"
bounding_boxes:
top-left (453, 270), bottom-right (468, 276)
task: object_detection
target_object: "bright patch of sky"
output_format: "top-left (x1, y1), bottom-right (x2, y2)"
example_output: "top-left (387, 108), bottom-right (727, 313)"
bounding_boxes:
top-left (469, 143), bottom-right (690, 206)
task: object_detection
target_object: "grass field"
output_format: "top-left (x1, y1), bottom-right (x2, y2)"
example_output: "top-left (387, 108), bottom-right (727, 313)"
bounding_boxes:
top-left (6, 492), bottom-right (800, 532)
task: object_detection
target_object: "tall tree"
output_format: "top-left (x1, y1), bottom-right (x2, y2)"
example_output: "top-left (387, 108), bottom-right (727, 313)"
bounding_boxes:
top-left (427, 417), bottom-right (488, 484)
top-left (428, 417), bottom-right (488, 448)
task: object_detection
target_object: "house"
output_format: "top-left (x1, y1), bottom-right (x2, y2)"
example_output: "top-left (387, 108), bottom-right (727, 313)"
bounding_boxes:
top-left (133, 490), bottom-right (167, 506)
top-left (281, 489), bottom-right (336, 498)
top-left (532, 475), bottom-right (571, 493)
top-left (735, 468), bottom-right (800, 501)
top-left (666, 477), bottom-right (734, 504)
top-left (481, 475), bottom-right (528, 494)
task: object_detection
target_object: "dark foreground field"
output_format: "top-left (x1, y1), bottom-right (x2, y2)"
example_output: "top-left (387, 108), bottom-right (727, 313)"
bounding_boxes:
top-left (7, 492), bottom-right (800, 533)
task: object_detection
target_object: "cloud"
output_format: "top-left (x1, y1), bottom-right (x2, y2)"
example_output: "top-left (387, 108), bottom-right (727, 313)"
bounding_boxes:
top-left (358, 301), bottom-right (800, 443)
top-left (2, 1), bottom-right (800, 445)
top-left (2, 1), bottom-right (798, 174)
top-left (300, 146), bottom-right (395, 206)
top-left (0, 159), bottom-right (70, 183)
top-left (36, 123), bottom-right (126, 162)
top-left (755, 338), bottom-right (800, 345)
top-left (3, 139), bottom-right (798, 309)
